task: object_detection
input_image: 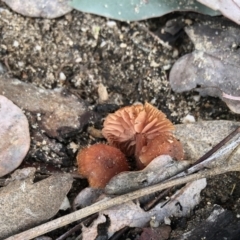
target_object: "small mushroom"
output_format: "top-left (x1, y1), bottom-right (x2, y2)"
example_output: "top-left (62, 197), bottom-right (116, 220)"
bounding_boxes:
top-left (77, 144), bottom-right (129, 188)
top-left (139, 134), bottom-right (184, 166)
top-left (102, 102), bottom-right (183, 169)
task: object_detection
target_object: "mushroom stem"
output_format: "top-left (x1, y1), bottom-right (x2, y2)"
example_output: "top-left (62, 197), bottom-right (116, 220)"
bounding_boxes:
top-left (134, 133), bottom-right (147, 169)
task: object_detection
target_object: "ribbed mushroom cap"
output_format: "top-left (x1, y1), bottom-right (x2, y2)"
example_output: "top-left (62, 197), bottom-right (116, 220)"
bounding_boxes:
top-left (102, 102), bottom-right (174, 163)
top-left (139, 134), bottom-right (184, 166)
top-left (77, 144), bottom-right (129, 188)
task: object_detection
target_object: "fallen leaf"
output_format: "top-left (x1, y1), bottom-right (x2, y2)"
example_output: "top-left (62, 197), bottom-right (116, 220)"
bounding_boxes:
top-left (81, 179), bottom-right (206, 239)
top-left (105, 155), bottom-right (189, 195)
top-left (0, 95), bottom-right (30, 177)
top-left (70, 0), bottom-right (219, 22)
top-left (3, 0), bottom-right (72, 18)
top-left (169, 17), bottom-right (240, 113)
top-left (0, 168), bottom-right (73, 239)
top-left (197, 0), bottom-right (240, 25)
top-left (73, 187), bottom-right (103, 210)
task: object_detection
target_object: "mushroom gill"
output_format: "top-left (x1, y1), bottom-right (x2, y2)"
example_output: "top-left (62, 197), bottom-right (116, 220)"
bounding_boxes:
top-left (102, 102), bottom-right (179, 169)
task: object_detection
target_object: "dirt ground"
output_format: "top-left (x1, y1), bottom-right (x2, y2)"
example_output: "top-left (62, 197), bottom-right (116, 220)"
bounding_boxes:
top-left (1, 1), bottom-right (240, 239)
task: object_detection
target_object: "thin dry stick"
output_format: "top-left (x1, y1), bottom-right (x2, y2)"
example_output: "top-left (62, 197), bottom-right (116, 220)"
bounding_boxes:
top-left (6, 162), bottom-right (240, 240)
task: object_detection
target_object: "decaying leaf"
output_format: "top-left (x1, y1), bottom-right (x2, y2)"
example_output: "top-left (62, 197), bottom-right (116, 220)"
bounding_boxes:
top-left (73, 187), bottom-right (103, 210)
top-left (70, 0), bottom-right (219, 22)
top-left (81, 179), bottom-right (206, 239)
top-left (105, 155), bottom-right (189, 195)
top-left (169, 17), bottom-right (240, 113)
top-left (0, 77), bottom-right (91, 139)
top-left (0, 168), bottom-right (73, 239)
top-left (197, 0), bottom-right (240, 25)
top-left (3, 0), bottom-right (72, 18)
top-left (0, 95), bottom-right (30, 177)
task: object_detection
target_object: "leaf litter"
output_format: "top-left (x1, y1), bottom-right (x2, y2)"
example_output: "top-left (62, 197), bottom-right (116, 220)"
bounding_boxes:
top-left (169, 16), bottom-right (240, 113)
top-left (1, 3), bottom-right (240, 238)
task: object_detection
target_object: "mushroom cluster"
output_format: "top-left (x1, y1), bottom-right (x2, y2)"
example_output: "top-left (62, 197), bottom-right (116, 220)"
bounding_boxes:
top-left (102, 102), bottom-right (183, 169)
top-left (77, 102), bottom-right (184, 188)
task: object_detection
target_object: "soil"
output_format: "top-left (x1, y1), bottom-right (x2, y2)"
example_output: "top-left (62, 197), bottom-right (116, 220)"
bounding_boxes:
top-left (1, 1), bottom-right (240, 239)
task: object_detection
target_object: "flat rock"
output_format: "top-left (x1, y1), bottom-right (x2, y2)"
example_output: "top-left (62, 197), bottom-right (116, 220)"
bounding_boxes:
top-left (0, 77), bottom-right (91, 139)
top-left (0, 168), bottom-right (73, 239)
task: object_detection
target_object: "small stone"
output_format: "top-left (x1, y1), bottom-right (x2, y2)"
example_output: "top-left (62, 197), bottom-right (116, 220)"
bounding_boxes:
top-left (193, 94), bottom-right (201, 102)
top-left (120, 43), bottom-right (127, 48)
top-left (150, 216), bottom-right (160, 228)
top-left (13, 40), bottom-right (19, 48)
top-left (164, 217), bottom-right (171, 225)
top-left (98, 83), bottom-right (108, 103)
top-left (106, 21), bottom-right (116, 27)
top-left (182, 114), bottom-right (196, 123)
top-left (35, 45), bottom-right (41, 51)
top-left (59, 72), bottom-right (66, 81)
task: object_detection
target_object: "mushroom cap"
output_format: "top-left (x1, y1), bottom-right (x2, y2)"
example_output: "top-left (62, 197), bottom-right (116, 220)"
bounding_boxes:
top-left (102, 102), bottom-right (174, 156)
top-left (77, 144), bottom-right (129, 188)
top-left (139, 134), bottom-right (184, 166)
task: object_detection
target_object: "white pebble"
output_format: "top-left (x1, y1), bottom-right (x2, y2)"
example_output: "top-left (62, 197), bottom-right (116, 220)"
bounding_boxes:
top-left (162, 64), bottom-right (171, 70)
top-left (75, 57), bottom-right (82, 63)
top-left (193, 94), bottom-right (201, 102)
top-left (150, 216), bottom-right (160, 228)
top-left (18, 61), bottom-right (24, 67)
top-left (35, 45), bottom-right (41, 51)
top-left (98, 83), bottom-right (108, 102)
top-left (120, 43), bottom-right (127, 48)
top-left (59, 72), bottom-right (66, 81)
top-left (106, 21), bottom-right (116, 27)
top-left (164, 216), bottom-right (171, 225)
top-left (13, 40), bottom-right (19, 48)
top-left (59, 197), bottom-right (71, 210)
top-left (182, 114), bottom-right (196, 123)
top-left (172, 49), bottom-right (179, 58)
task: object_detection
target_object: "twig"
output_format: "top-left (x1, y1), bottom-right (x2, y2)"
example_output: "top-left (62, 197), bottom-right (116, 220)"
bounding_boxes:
top-left (192, 126), bottom-right (240, 166)
top-left (6, 162), bottom-right (240, 240)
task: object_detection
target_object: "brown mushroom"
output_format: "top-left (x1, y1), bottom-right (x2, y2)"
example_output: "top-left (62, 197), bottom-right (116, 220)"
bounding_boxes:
top-left (139, 134), bottom-right (184, 166)
top-left (102, 102), bottom-right (181, 169)
top-left (77, 144), bottom-right (129, 188)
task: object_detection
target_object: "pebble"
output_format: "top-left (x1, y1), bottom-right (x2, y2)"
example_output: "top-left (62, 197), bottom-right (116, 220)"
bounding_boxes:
top-left (59, 72), bottom-right (66, 81)
top-left (182, 114), bottom-right (196, 123)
